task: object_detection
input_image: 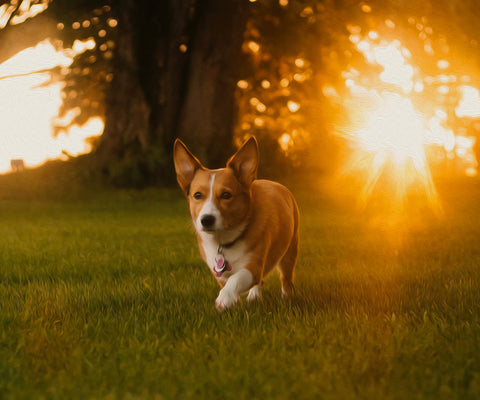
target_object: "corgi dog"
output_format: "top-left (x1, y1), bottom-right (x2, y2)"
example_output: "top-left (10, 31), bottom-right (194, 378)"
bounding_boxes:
top-left (173, 137), bottom-right (299, 311)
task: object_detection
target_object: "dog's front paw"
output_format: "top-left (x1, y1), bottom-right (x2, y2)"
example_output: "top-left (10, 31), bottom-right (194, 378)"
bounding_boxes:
top-left (215, 288), bottom-right (238, 312)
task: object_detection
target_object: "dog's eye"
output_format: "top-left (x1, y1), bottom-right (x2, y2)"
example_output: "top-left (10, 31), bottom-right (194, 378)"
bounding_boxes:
top-left (220, 191), bottom-right (232, 200)
top-left (193, 192), bottom-right (203, 200)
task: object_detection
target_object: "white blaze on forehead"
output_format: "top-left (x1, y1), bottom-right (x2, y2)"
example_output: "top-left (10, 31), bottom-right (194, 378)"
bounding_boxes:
top-left (195, 173), bottom-right (222, 231)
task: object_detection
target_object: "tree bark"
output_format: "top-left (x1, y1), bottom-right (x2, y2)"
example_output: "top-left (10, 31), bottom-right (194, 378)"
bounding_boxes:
top-left (176, 0), bottom-right (248, 167)
top-left (94, 0), bottom-right (152, 186)
top-left (97, 0), bottom-right (249, 185)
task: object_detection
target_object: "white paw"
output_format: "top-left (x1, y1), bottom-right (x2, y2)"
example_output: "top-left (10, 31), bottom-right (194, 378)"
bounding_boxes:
top-left (215, 288), bottom-right (238, 311)
top-left (246, 285), bottom-right (262, 302)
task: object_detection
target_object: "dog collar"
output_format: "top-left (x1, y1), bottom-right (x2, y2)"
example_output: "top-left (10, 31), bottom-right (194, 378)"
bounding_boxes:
top-left (213, 245), bottom-right (232, 277)
top-left (220, 240), bottom-right (237, 249)
top-left (218, 225), bottom-right (247, 249)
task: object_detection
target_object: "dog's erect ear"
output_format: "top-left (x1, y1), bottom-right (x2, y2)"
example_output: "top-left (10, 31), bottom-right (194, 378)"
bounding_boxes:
top-left (227, 136), bottom-right (259, 187)
top-left (173, 139), bottom-right (204, 195)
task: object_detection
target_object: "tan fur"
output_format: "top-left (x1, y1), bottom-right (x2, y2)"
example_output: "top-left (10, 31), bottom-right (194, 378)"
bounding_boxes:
top-left (174, 137), bottom-right (299, 308)
top-left (244, 179), bottom-right (299, 293)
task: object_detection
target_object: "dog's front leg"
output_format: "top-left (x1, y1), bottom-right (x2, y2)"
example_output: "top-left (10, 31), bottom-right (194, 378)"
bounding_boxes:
top-left (215, 269), bottom-right (253, 311)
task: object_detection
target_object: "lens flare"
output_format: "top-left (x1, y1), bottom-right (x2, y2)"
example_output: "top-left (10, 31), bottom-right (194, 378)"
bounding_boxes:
top-left (341, 92), bottom-right (439, 211)
top-left (354, 93), bottom-right (425, 169)
top-left (338, 35), bottom-right (448, 212)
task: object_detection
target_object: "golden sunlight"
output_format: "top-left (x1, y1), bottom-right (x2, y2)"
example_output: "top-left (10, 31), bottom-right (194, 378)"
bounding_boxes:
top-left (334, 23), bottom-right (480, 209)
top-left (456, 86), bottom-right (480, 118)
top-left (341, 90), bottom-right (439, 210)
top-left (0, 39), bottom-right (103, 174)
top-left (338, 33), bottom-right (446, 209)
top-left (354, 93), bottom-right (425, 170)
top-left (353, 36), bottom-right (414, 93)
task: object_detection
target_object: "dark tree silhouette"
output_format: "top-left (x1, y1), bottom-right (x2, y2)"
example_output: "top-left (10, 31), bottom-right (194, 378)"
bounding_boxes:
top-left (98, 0), bottom-right (249, 185)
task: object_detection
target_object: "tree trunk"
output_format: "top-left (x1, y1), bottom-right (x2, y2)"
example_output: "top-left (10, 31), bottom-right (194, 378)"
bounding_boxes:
top-left (95, 0), bottom-right (154, 186)
top-left (176, 0), bottom-right (248, 167)
top-left (97, 0), bottom-right (249, 186)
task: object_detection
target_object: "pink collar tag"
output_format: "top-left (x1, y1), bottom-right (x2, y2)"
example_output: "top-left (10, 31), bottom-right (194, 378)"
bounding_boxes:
top-left (213, 254), bottom-right (232, 277)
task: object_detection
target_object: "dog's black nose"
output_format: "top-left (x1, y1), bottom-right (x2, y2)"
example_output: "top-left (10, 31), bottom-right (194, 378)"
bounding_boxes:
top-left (201, 214), bottom-right (216, 229)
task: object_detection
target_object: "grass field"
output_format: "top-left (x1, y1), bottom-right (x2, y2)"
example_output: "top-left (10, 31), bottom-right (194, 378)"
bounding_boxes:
top-left (1, 170), bottom-right (480, 399)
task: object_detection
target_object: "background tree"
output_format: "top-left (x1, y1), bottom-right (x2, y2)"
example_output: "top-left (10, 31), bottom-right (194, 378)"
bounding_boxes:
top-left (1, 0), bottom-right (480, 185)
top-left (0, 0), bottom-right (249, 186)
top-left (98, 0), bottom-right (249, 186)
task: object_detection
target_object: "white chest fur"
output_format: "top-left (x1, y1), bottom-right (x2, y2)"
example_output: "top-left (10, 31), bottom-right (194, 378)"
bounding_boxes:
top-left (199, 232), bottom-right (250, 284)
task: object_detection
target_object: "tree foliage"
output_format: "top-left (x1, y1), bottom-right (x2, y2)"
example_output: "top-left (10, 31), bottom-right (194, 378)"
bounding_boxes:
top-left (235, 0), bottom-right (480, 175)
top-left (50, 1), bottom-right (116, 134)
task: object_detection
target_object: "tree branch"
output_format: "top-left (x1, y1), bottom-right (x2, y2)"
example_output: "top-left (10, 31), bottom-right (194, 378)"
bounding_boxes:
top-left (0, 5), bottom-right (59, 65)
top-left (0, 66), bottom-right (61, 80)
top-left (3, 1), bottom-right (21, 28)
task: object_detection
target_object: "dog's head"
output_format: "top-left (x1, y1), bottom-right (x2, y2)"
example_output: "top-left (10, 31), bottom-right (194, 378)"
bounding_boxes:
top-left (173, 137), bottom-right (258, 235)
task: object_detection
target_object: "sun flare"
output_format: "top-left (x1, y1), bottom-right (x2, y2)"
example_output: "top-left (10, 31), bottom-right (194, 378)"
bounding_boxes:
top-left (355, 93), bottom-right (425, 170)
top-left (334, 27), bottom-right (479, 211)
top-left (342, 91), bottom-right (439, 210)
